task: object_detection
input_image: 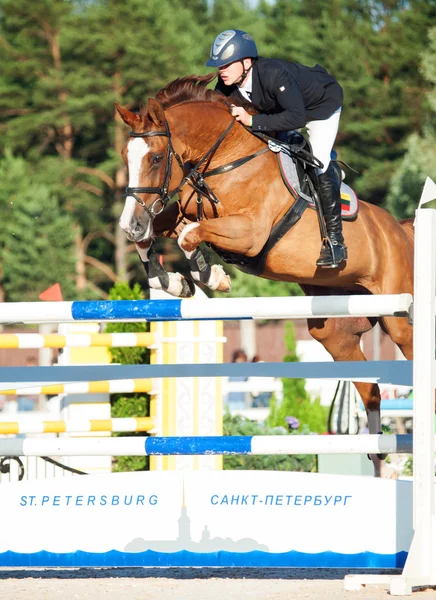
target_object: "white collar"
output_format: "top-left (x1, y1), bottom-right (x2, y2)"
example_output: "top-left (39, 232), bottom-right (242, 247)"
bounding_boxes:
top-left (238, 68), bottom-right (253, 101)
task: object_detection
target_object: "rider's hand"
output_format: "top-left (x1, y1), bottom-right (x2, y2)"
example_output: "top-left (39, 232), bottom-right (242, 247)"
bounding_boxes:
top-left (230, 105), bottom-right (253, 127)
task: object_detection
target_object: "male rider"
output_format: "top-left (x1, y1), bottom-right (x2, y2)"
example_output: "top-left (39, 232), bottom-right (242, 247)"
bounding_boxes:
top-left (206, 29), bottom-right (346, 268)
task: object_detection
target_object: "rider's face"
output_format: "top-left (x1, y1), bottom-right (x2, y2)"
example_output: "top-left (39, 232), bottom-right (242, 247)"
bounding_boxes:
top-left (219, 58), bottom-right (251, 86)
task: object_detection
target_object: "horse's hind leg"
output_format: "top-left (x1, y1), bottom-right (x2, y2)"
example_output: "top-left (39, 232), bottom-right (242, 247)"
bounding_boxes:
top-left (306, 315), bottom-right (385, 477)
top-left (378, 313), bottom-right (413, 360)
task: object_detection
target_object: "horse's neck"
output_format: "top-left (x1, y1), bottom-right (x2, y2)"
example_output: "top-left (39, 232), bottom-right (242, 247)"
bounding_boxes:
top-left (167, 104), bottom-right (260, 166)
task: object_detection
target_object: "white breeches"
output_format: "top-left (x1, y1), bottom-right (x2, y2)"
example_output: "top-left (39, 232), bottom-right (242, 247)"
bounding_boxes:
top-left (306, 107), bottom-right (341, 174)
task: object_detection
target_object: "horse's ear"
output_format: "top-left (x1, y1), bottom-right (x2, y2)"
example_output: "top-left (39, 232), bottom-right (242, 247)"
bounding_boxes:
top-left (115, 103), bottom-right (140, 128)
top-left (147, 98), bottom-right (165, 127)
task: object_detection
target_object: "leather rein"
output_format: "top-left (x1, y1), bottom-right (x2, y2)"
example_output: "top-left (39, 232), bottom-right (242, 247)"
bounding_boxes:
top-left (124, 117), bottom-right (269, 222)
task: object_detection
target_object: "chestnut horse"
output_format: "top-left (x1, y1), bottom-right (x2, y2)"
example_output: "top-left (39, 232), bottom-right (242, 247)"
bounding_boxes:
top-left (115, 75), bottom-right (414, 476)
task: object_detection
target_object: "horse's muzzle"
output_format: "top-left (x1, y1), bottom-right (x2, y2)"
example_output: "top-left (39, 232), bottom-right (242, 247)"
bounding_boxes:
top-left (121, 218), bottom-right (153, 243)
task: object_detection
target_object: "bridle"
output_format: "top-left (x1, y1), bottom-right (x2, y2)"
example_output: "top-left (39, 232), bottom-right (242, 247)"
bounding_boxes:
top-left (124, 120), bottom-right (184, 220)
top-left (124, 114), bottom-right (269, 222)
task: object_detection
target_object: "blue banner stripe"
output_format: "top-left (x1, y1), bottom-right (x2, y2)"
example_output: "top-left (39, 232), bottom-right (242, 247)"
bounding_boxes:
top-left (71, 300), bottom-right (183, 321)
top-left (145, 436), bottom-right (253, 455)
top-left (0, 549), bottom-right (408, 569)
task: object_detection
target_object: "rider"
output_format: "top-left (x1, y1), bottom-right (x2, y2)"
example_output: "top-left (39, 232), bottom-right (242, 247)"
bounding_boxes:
top-left (206, 29), bottom-right (347, 268)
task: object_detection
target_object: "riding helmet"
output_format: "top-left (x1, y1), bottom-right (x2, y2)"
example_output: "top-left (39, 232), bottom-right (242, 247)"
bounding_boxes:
top-left (206, 30), bottom-right (258, 68)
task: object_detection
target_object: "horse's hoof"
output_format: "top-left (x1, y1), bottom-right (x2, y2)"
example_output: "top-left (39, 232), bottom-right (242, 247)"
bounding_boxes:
top-left (180, 276), bottom-right (195, 298)
top-left (383, 465), bottom-right (399, 479)
top-left (209, 264), bottom-right (232, 292)
top-left (161, 272), bottom-right (195, 298)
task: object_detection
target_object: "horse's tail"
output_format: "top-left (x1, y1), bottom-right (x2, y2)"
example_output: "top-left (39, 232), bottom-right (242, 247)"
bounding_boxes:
top-left (399, 218), bottom-right (415, 245)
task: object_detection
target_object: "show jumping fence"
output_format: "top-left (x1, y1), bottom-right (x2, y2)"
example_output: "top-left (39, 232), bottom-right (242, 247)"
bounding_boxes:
top-left (0, 178), bottom-right (434, 593)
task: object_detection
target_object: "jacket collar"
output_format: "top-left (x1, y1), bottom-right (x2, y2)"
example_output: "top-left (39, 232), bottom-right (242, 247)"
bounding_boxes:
top-left (250, 59), bottom-right (260, 106)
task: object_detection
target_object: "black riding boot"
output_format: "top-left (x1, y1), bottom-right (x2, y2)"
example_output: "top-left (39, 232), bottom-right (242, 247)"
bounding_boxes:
top-left (316, 163), bottom-right (348, 268)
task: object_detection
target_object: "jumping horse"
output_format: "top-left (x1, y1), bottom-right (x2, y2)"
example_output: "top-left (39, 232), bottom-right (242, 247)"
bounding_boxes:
top-left (115, 74), bottom-right (414, 476)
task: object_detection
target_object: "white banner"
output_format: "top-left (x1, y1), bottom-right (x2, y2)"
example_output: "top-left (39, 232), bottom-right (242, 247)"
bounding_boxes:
top-left (0, 471), bottom-right (413, 568)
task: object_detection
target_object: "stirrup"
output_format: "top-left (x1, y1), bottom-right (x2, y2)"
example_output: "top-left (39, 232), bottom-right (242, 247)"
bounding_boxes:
top-left (316, 238), bottom-right (347, 268)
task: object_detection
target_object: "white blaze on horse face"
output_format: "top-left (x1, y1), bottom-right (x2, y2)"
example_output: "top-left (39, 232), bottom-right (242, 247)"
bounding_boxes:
top-left (119, 138), bottom-right (150, 234)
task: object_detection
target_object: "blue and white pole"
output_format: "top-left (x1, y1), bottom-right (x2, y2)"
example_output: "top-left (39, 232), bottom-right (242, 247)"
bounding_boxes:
top-left (0, 434), bottom-right (412, 457)
top-left (0, 294), bottom-right (412, 324)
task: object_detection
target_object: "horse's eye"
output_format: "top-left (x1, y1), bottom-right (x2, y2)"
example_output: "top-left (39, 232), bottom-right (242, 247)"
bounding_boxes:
top-left (152, 154), bottom-right (163, 166)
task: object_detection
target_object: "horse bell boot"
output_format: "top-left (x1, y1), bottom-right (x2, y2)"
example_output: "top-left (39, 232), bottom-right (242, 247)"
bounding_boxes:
top-left (316, 164), bottom-right (348, 268)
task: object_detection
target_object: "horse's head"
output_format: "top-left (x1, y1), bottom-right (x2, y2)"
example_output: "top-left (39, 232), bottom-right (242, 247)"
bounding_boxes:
top-left (115, 99), bottom-right (183, 243)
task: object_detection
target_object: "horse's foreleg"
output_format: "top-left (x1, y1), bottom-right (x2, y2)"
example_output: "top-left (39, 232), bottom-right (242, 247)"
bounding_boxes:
top-left (135, 242), bottom-right (195, 298)
top-left (176, 219), bottom-right (245, 293)
top-left (183, 245), bottom-right (232, 292)
top-left (155, 204), bottom-right (231, 293)
top-left (178, 214), bottom-right (265, 255)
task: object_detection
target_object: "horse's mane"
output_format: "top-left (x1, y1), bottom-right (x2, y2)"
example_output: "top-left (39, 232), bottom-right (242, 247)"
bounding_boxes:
top-left (153, 73), bottom-right (224, 109)
top-left (149, 73), bottom-right (256, 114)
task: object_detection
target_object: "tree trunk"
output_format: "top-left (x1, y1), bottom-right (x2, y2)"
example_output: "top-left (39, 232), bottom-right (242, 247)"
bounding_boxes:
top-left (74, 226), bottom-right (87, 292)
top-left (42, 22), bottom-right (74, 159)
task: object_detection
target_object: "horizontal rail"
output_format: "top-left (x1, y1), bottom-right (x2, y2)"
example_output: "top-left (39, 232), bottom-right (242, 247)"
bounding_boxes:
top-left (0, 379), bottom-right (153, 396)
top-left (0, 417), bottom-right (154, 435)
top-left (0, 294), bottom-right (413, 324)
top-left (0, 332), bottom-right (155, 349)
top-left (0, 434), bottom-right (413, 457)
top-left (0, 360), bottom-right (414, 388)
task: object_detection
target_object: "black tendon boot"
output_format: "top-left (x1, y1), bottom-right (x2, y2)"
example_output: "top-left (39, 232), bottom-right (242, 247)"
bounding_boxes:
top-left (316, 163), bottom-right (348, 268)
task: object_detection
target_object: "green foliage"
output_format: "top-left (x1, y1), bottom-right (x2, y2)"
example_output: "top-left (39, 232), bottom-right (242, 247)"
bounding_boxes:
top-left (0, 152), bottom-right (77, 301)
top-left (106, 281), bottom-right (150, 472)
top-left (111, 394), bottom-right (150, 472)
top-left (403, 456), bottom-right (413, 476)
top-left (105, 281), bottom-right (149, 365)
top-left (223, 411), bottom-right (316, 472)
top-left (266, 322), bottom-right (328, 434)
top-left (386, 26), bottom-right (436, 219)
top-left (424, 27), bottom-right (436, 114)
top-left (215, 265), bottom-right (303, 298)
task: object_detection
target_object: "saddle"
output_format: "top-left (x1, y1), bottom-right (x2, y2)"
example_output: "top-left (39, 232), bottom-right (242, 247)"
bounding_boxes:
top-left (210, 131), bottom-right (358, 276)
top-left (277, 131), bottom-right (358, 222)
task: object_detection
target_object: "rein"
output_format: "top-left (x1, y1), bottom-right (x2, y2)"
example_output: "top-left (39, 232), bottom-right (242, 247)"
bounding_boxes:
top-left (124, 116), bottom-right (269, 222)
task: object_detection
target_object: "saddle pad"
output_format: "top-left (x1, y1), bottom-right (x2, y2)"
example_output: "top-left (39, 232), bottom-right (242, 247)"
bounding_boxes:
top-left (278, 150), bottom-right (359, 221)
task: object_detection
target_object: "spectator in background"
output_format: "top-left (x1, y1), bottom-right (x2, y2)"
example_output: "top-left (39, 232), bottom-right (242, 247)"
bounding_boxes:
top-left (226, 349), bottom-right (248, 410)
top-left (250, 354), bottom-right (274, 408)
top-left (17, 356), bottom-right (38, 412)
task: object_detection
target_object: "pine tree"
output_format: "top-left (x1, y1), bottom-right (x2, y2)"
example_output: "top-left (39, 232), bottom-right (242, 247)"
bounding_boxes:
top-left (386, 25), bottom-right (436, 218)
top-left (1, 156), bottom-right (76, 301)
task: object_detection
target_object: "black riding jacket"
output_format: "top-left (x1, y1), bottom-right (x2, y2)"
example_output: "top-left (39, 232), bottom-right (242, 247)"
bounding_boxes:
top-left (215, 57), bottom-right (343, 133)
